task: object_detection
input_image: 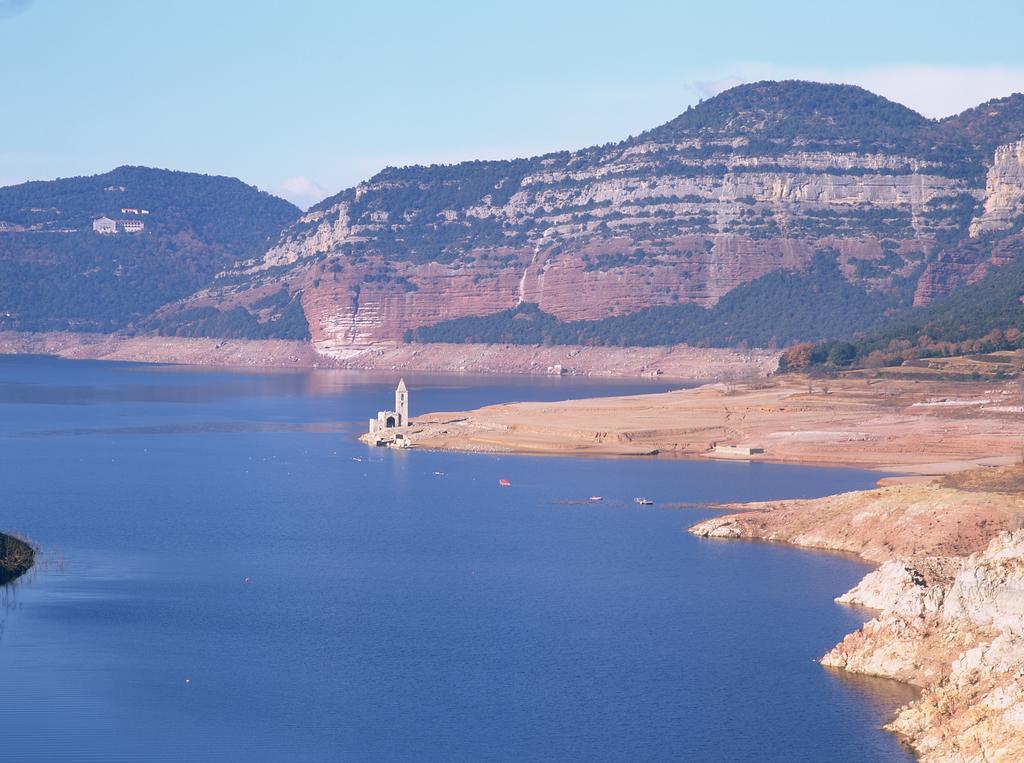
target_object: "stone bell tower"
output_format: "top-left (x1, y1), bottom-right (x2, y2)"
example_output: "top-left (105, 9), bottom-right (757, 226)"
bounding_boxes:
top-left (395, 378), bottom-right (409, 426)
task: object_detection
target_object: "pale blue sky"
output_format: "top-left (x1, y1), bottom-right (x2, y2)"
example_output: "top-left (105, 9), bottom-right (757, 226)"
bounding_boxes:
top-left (3, 0), bottom-right (1024, 207)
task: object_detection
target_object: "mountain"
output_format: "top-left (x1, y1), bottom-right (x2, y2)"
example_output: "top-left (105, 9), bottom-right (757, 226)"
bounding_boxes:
top-left (7, 82), bottom-right (1024, 353)
top-left (153, 80), bottom-right (1024, 355)
top-left (0, 166), bottom-right (300, 333)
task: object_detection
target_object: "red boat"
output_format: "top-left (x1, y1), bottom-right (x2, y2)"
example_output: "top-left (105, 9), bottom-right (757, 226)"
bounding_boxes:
top-left (498, 479), bottom-right (511, 487)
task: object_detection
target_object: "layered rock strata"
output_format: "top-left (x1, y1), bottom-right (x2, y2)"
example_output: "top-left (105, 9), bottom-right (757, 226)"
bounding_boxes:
top-left (970, 140), bottom-right (1024, 236)
top-left (165, 83), bottom-right (1024, 352)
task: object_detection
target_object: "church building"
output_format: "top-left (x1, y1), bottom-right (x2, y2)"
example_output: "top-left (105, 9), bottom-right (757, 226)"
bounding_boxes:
top-left (368, 379), bottom-right (410, 437)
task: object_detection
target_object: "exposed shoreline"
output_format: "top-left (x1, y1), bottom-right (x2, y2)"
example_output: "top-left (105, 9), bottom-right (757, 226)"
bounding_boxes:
top-left (0, 331), bottom-right (778, 381)
top-left (391, 375), bottom-right (1023, 474)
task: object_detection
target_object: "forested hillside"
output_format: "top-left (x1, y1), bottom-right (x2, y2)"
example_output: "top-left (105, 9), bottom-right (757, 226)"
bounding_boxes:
top-left (0, 166), bottom-right (300, 332)
top-left (786, 229), bottom-right (1024, 371)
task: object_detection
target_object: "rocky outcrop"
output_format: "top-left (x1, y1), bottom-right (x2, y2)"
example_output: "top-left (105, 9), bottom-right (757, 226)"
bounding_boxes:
top-left (690, 472), bottom-right (1024, 762)
top-left (822, 557), bottom-right (977, 686)
top-left (827, 532), bottom-right (1024, 762)
top-left (970, 140), bottom-right (1024, 236)
top-left (909, 224), bottom-right (1024, 306)
top-left (913, 139), bottom-right (1024, 304)
top-left (168, 82), bottom-right (1024, 351)
top-left (0, 531), bottom-right (34, 585)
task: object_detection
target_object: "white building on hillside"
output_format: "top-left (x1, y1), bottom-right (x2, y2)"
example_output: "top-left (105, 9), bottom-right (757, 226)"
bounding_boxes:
top-left (92, 216), bottom-right (117, 234)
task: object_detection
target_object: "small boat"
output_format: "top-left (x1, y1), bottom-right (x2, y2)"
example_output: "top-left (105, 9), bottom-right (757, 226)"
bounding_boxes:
top-left (589, 496), bottom-right (603, 502)
top-left (634, 497), bottom-right (654, 505)
top-left (499, 479), bottom-right (511, 487)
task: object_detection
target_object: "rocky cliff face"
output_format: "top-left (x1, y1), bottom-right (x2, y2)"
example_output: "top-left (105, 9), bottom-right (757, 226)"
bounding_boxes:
top-left (971, 140), bottom-right (1024, 236)
top-left (170, 82), bottom-right (1024, 353)
top-left (826, 532), bottom-right (1024, 762)
top-left (910, 134), bottom-right (1024, 307)
top-left (690, 471), bottom-right (1024, 762)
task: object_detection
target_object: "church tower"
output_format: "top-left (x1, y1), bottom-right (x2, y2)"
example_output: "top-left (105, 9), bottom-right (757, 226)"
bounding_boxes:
top-left (395, 378), bottom-right (409, 426)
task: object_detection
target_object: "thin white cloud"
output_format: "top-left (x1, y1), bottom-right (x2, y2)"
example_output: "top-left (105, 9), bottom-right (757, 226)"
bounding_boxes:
top-left (278, 176), bottom-right (330, 209)
top-left (852, 65), bottom-right (1024, 118)
top-left (690, 77), bottom-right (746, 102)
top-left (689, 64), bottom-right (1024, 119)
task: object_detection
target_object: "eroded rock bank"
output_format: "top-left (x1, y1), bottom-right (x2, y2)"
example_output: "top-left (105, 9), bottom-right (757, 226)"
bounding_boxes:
top-left (690, 468), bottom-right (1024, 762)
top-left (0, 531), bottom-right (35, 585)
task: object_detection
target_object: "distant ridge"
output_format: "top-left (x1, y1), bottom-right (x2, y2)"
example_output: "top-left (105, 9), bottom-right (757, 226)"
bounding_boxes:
top-left (0, 166), bottom-right (300, 333)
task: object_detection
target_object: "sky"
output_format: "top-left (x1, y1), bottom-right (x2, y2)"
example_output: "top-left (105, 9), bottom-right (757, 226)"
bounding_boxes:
top-left (3, 0), bottom-right (1024, 208)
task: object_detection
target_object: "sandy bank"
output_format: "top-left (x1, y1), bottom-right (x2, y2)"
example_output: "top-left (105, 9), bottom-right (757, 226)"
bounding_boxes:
top-left (401, 376), bottom-right (1023, 472)
top-left (690, 467), bottom-right (1024, 762)
top-left (0, 331), bottom-right (777, 380)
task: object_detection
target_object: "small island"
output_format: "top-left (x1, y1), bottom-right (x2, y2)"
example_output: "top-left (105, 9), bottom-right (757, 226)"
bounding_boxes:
top-left (0, 531), bottom-right (35, 586)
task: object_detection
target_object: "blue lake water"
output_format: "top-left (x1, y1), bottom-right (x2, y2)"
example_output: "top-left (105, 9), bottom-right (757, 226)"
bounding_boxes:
top-left (0, 356), bottom-right (915, 761)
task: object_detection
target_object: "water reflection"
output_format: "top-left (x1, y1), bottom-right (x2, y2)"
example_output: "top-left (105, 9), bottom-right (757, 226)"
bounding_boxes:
top-left (828, 668), bottom-right (920, 712)
top-left (13, 421), bottom-right (355, 437)
top-left (0, 356), bottom-right (681, 407)
top-left (0, 364), bottom-right (310, 405)
top-left (825, 667), bottom-right (920, 751)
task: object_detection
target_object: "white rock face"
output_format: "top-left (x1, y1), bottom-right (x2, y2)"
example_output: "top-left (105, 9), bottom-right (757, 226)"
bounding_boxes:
top-left (942, 530), bottom-right (1024, 631)
top-left (826, 531), bottom-right (1024, 762)
top-left (970, 140), bottom-right (1024, 236)
top-left (836, 557), bottom-right (954, 617)
top-left (258, 145), bottom-right (973, 274)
